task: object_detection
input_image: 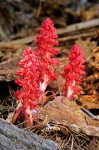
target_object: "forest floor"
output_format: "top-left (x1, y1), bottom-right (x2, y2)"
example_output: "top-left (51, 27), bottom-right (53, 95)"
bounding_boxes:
top-left (0, 0), bottom-right (99, 149)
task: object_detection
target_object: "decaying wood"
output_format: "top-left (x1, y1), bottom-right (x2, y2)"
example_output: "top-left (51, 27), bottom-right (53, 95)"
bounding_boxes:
top-left (0, 118), bottom-right (60, 150)
top-left (39, 96), bottom-right (99, 137)
top-left (57, 18), bottom-right (99, 35)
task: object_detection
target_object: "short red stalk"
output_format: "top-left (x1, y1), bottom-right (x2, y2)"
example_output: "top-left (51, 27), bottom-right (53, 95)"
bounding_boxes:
top-left (63, 44), bottom-right (86, 99)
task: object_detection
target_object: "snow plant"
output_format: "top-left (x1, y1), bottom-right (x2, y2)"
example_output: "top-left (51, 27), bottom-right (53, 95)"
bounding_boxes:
top-left (63, 44), bottom-right (86, 98)
top-left (14, 18), bottom-right (86, 127)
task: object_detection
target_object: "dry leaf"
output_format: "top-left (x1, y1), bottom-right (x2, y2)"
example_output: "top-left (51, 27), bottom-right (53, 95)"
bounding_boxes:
top-left (78, 95), bottom-right (99, 110)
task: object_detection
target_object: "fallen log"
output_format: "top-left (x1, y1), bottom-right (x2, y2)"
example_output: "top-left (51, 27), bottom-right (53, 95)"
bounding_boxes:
top-left (0, 118), bottom-right (60, 150)
top-left (57, 18), bottom-right (99, 35)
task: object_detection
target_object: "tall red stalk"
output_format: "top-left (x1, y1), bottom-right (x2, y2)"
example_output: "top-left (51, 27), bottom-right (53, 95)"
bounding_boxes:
top-left (35, 18), bottom-right (60, 94)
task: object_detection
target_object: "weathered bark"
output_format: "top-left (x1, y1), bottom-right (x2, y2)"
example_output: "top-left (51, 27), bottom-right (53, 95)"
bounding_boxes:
top-left (0, 119), bottom-right (60, 150)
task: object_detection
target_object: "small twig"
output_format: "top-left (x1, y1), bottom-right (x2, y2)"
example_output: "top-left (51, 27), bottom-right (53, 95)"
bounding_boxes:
top-left (0, 25), bottom-right (8, 40)
top-left (81, 108), bottom-right (99, 121)
top-left (36, 0), bottom-right (42, 18)
top-left (92, 46), bottom-right (99, 53)
top-left (59, 31), bottom-right (96, 42)
top-left (71, 135), bottom-right (74, 150)
top-left (56, 77), bottom-right (62, 96)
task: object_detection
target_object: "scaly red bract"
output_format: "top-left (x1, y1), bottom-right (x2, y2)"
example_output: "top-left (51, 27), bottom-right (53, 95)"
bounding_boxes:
top-left (63, 44), bottom-right (86, 98)
top-left (35, 18), bottom-right (60, 93)
top-left (14, 47), bottom-right (41, 126)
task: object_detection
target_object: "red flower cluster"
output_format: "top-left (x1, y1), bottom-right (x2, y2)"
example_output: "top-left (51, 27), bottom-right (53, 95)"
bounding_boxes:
top-left (63, 44), bottom-right (86, 98)
top-left (14, 18), bottom-right (59, 126)
top-left (14, 18), bottom-right (86, 127)
top-left (14, 47), bottom-right (41, 126)
top-left (35, 18), bottom-right (60, 93)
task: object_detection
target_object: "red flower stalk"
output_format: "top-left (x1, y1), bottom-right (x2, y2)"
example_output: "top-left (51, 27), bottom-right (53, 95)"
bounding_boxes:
top-left (14, 47), bottom-right (41, 126)
top-left (63, 44), bottom-right (86, 98)
top-left (14, 18), bottom-right (59, 126)
top-left (35, 18), bottom-right (60, 93)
